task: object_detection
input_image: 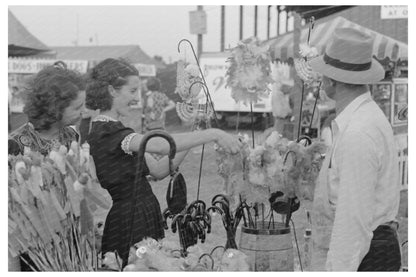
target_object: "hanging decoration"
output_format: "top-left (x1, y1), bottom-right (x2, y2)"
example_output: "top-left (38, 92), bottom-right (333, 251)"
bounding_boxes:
top-left (225, 37), bottom-right (274, 105)
top-left (174, 60), bottom-right (203, 102)
top-left (294, 43), bottom-right (322, 89)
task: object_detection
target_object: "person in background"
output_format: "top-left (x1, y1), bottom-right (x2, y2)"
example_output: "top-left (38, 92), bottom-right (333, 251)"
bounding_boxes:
top-left (142, 77), bottom-right (175, 131)
top-left (271, 79), bottom-right (294, 135)
top-left (309, 28), bottom-right (401, 271)
top-left (85, 58), bottom-right (242, 268)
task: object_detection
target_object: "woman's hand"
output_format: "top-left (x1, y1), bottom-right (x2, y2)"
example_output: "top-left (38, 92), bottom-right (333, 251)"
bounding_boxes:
top-left (213, 129), bottom-right (242, 154)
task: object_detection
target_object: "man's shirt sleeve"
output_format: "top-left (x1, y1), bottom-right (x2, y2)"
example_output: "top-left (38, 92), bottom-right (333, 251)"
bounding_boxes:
top-left (326, 129), bottom-right (379, 271)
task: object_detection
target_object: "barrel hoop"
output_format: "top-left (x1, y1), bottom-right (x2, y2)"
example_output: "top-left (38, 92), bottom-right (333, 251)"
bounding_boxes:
top-left (241, 227), bottom-right (290, 235)
top-left (239, 246), bottom-right (294, 252)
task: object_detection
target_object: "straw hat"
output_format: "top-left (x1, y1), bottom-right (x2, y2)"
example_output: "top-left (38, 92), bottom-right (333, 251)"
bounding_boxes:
top-left (310, 28), bottom-right (384, 84)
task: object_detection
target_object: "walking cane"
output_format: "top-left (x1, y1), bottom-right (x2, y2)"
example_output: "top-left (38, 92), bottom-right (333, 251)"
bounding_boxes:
top-left (125, 130), bottom-right (176, 268)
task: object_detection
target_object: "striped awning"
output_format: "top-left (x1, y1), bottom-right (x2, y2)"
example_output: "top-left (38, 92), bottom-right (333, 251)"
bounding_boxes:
top-left (268, 16), bottom-right (408, 61)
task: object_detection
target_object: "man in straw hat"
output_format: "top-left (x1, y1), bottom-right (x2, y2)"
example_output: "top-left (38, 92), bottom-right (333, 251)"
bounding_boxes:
top-left (309, 28), bottom-right (401, 271)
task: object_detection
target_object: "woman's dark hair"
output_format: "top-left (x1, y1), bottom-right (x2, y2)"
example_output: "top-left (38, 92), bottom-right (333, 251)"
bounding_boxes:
top-left (23, 61), bottom-right (85, 131)
top-left (86, 58), bottom-right (139, 111)
top-left (146, 77), bottom-right (161, 91)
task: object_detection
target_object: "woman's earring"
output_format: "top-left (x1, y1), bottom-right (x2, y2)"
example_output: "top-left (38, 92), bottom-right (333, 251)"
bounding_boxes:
top-left (108, 85), bottom-right (117, 97)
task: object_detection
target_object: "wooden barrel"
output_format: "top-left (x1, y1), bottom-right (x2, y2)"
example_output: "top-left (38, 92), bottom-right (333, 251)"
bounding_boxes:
top-left (238, 221), bottom-right (294, 271)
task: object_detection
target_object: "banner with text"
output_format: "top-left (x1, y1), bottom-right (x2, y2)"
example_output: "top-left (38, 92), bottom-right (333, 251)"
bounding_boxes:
top-left (8, 59), bottom-right (89, 74)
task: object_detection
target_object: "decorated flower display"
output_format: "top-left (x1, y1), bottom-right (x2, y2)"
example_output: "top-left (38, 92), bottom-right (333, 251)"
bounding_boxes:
top-left (215, 129), bottom-right (326, 209)
top-left (8, 142), bottom-right (111, 271)
top-left (225, 37), bottom-right (274, 105)
top-left (175, 60), bottom-right (213, 127)
top-left (175, 61), bottom-right (203, 102)
top-left (294, 43), bottom-right (322, 89)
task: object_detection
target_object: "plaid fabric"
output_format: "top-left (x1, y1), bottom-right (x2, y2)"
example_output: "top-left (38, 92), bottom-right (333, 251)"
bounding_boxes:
top-left (143, 91), bottom-right (170, 131)
top-left (358, 225), bottom-right (401, 271)
top-left (8, 123), bottom-right (79, 156)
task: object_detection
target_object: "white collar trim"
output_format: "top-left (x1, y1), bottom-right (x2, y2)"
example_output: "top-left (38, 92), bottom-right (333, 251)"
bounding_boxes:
top-left (92, 114), bottom-right (119, 122)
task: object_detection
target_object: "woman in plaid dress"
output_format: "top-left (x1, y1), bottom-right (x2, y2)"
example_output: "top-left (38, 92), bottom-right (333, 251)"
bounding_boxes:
top-left (142, 77), bottom-right (175, 131)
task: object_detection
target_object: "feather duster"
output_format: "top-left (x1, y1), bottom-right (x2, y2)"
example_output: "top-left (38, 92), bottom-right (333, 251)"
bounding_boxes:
top-left (14, 159), bottom-right (28, 185)
top-left (49, 145), bottom-right (66, 174)
top-left (80, 142), bottom-right (90, 169)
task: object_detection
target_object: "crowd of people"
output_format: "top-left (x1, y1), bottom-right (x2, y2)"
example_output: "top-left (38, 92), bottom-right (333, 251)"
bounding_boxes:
top-left (8, 27), bottom-right (402, 271)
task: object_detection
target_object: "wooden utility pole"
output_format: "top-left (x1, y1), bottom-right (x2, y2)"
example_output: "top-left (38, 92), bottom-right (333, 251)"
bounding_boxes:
top-left (254, 6), bottom-right (258, 37)
top-left (220, 6), bottom-right (225, 51)
top-left (286, 8), bottom-right (290, 33)
top-left (276, 5), bottom-right (280, 36)
top-left (267, 5), bottom-right (271, 39)
top-left (197, 5), bottom-right (203, 58)
top-left (239, 6), bottom-right (243, 40)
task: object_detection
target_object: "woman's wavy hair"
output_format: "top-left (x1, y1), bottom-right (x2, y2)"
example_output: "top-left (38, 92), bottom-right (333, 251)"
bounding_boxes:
top-left (23, 61), bottom-right (85, 131)
top-left (85, 58), bottom-right (139, 111)
top-left (146, 77), bottom-right (161, 92)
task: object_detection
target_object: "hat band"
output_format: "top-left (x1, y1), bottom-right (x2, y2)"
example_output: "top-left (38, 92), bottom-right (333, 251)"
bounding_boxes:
top-left (324, 54), bottom-right (372, 71)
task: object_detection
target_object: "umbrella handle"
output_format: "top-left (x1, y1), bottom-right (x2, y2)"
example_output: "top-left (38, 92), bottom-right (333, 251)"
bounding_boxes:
top-left (127, 130), bottom-right (177, 264)
top-left (136, 130), bottom-right (176, 176)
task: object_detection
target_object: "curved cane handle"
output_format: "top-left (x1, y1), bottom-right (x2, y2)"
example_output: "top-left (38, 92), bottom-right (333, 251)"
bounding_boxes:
top-left (136, 130), bottom-right (177, 177)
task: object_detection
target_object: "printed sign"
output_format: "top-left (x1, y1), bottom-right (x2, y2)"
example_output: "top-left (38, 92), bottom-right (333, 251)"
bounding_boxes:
top-left (200, 53), bottom-right (272, 113)
top-left (189, 10), bottom-right (207, 34)
top-left (8, 59), bottom-right (89, 74)
top-left (381, 6), bottom-right (408, 19)
top-left (134, 63), bottom-right (157, 77)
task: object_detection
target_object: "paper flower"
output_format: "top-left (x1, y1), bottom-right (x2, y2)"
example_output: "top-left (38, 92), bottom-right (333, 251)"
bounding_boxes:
top-left (185, 64), bottom-right (200, 77)
top-left (175, 60), bottom-right (203, 101)
top-left (225, 37), bottom-right (274, 104)
top-left (299, 43), bottom-right (319, 60)
top-left (294, 43), bottom-right (322, 87)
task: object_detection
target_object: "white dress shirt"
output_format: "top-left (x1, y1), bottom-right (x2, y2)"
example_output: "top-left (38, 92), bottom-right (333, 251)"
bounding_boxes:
top-left (311, 91), bottom-right (400, 271)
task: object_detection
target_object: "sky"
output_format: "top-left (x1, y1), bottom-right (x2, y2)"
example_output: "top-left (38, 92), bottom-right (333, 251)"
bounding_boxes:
top-left (9, 5), bottom-right (293, 63)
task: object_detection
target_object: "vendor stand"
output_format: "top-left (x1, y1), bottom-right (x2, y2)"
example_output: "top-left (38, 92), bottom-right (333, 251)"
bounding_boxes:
top-left (371, 77), bottom-right (408, 189)
top-left (266, 15), bottom-right (408, 139)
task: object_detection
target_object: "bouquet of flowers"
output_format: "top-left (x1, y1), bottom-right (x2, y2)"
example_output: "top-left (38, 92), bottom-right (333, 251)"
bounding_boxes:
top-left (225, 37), bottom-right (274, 105)
top-left (8, 142), bottom-right (111, 271)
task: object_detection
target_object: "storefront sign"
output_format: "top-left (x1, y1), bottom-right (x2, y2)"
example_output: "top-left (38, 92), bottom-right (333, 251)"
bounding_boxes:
top-left (134, 63), bottom-right (156, 77)
top-left (8, 59), bottom-right (89, 74)
top-left (189, 10), bottom-right (207, 34)
top-left (381, 6), bottom-right (408, 19)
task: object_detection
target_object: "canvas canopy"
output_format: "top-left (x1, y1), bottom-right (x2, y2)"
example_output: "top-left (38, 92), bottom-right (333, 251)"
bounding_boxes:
top-left (268, 16), bottom-right (407, 61)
